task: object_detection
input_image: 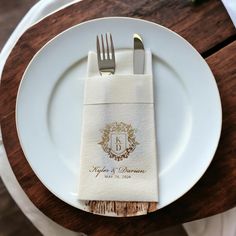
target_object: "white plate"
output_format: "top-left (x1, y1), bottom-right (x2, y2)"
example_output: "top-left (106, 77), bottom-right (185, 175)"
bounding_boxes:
top-left (16, 17), bottom-right (222, 213)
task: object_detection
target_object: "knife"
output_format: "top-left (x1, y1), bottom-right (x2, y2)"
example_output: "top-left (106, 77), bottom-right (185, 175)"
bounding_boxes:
top-left (133, 34), bottom-right (145, 74)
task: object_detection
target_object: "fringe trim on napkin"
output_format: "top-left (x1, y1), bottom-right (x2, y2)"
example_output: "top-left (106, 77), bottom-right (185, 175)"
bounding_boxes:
top-left (85, 201), bottom-right (158, 216)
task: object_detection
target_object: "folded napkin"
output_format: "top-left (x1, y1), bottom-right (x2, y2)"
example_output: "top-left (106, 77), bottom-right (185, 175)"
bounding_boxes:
top-left (78, 50), bottom-right (158, 202)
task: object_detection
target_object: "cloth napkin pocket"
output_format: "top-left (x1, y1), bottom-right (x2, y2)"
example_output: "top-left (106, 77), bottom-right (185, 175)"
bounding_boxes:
top-left (78, 51), bottom-right (158, 202)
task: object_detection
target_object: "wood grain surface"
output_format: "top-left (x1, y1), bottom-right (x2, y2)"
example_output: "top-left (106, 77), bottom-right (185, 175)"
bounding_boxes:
top-left (0, 0), bottom-right (236, 235)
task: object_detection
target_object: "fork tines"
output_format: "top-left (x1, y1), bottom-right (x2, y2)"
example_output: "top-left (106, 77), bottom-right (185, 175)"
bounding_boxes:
top-left (96, 33), bottom-right (115, 75)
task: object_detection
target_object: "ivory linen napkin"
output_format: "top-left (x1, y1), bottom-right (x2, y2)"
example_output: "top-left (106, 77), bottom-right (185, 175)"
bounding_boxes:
top-left (78, 50), bottom-right (158, 202)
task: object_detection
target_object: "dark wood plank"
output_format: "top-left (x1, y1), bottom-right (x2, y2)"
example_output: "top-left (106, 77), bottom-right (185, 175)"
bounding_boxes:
top-left (120, 0), bottom-right (236, 53)
top-left (0, 0), bottom-right (236, 234)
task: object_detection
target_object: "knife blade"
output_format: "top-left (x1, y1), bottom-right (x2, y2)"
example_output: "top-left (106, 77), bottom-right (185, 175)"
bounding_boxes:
top-left (133, 34), bottom-right (145, 74)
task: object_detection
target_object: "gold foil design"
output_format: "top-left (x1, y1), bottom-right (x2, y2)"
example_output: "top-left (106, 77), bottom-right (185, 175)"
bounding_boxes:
top-left (98, 122), bottom-right (139, 161)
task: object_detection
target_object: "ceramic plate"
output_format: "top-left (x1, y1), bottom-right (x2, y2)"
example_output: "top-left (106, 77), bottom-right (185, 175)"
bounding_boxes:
top-left (16, 17), bottom-right (222, 214)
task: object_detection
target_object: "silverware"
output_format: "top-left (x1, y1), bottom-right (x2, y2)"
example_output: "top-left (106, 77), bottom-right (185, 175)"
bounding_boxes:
top-left (96, 33), bottom-right (115, 75)
top-left (133, 34), bottom-right (145, 74)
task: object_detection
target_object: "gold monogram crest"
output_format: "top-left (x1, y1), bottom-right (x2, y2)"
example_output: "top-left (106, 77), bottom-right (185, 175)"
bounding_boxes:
top-left (98, 122), bottom-right (139, 161)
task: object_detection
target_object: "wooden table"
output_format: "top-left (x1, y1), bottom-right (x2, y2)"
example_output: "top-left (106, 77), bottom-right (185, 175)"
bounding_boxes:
top-left (0, 0), bottom-right (236, 235)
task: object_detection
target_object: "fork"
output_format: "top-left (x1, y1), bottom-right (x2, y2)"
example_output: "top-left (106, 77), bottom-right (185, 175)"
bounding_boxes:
top-left (96, 33), bottom-right (116, 75)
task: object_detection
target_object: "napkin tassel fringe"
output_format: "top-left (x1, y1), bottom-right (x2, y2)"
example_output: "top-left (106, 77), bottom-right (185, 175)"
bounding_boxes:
top-left (85, 201), bottom-right (157, 216)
